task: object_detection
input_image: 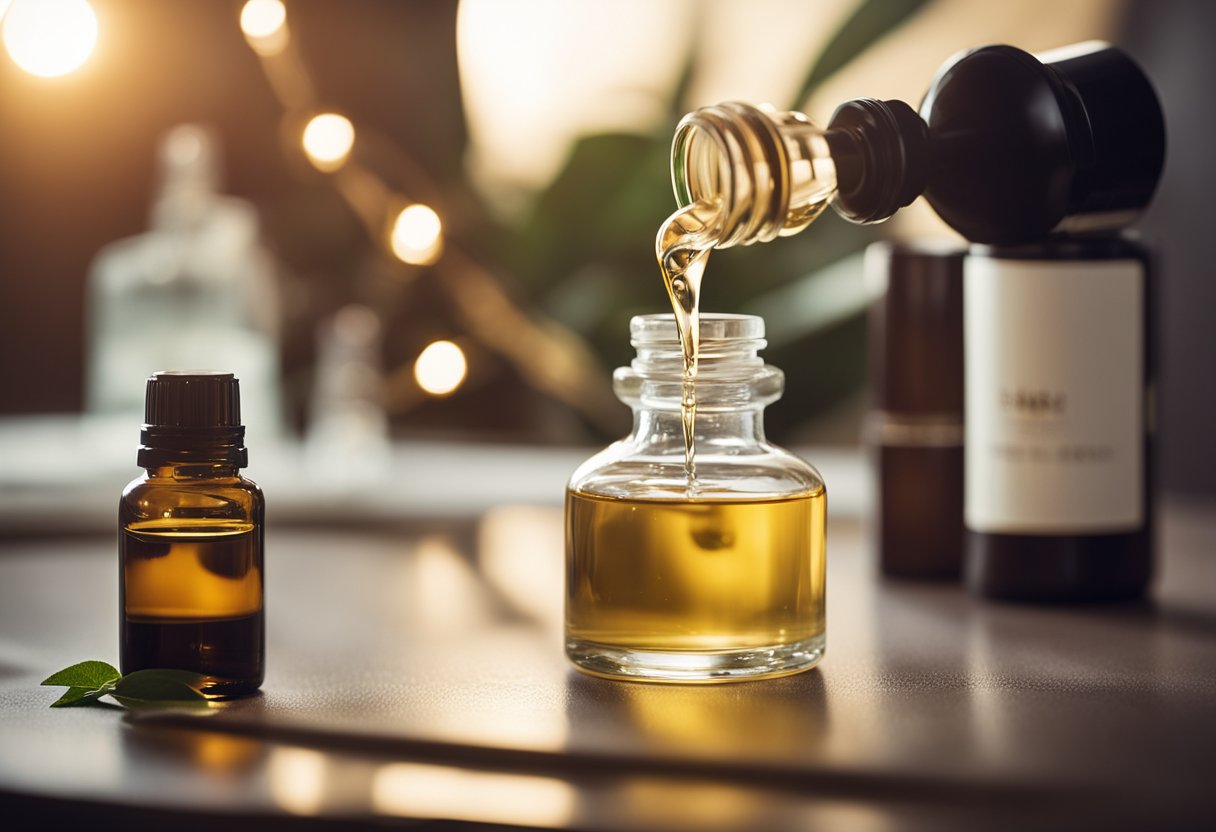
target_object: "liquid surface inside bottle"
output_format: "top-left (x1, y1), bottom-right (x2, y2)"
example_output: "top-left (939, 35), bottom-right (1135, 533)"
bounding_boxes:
top-left (566, 488), bottom-right (826, 680)
top-left (120, 516), bottom-right (263, 697)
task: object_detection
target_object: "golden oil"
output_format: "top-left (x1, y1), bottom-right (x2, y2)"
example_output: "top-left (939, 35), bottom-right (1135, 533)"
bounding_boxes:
top-left (121, 519), bottom-right (264, 698)
top-left (565, 488), bottom-right (826, 681)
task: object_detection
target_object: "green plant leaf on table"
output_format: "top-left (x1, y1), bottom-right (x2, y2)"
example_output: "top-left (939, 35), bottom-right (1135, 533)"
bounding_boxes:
top-left (42, 661), bottom-right (209, 709)
top-left (111, 669), bottom-right (209, 709)
top-left (41, 660), bottom-right (121, 689)
top-left (42, 660), bottom-right (121, 707)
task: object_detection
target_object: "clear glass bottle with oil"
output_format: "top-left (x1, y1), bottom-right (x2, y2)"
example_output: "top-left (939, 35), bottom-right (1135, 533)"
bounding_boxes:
top-left (565, 314), bottom-right (826, 682)
top-left (120, 371), bottom-right (264, 697)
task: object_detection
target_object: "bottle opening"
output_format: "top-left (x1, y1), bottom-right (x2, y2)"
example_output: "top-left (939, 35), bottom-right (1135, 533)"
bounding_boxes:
top-left (630, 312), bottom-right (765, 346)
top-left (624, 314), bottom-right (777, 389)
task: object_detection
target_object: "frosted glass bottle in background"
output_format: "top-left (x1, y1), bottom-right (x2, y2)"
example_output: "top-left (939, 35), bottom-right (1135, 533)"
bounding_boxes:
top-left (306, 304), bottom-right (391, 488)
top-left (85, 125), bottom-right (284, 447)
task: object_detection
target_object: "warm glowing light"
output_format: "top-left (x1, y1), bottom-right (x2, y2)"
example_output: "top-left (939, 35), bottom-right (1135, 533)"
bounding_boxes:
top-left (413, 535), bottom-right (487, 629)
top-left (2, 0), bottom-right (98, 78)
top-left (372, 763), bottom-right (575, 827)
top-left (456, 0), bottom-right (687, 203)
top-left (240, 0), bottom-right (285, 39)
top-left (478, 506), bottom-right (564, 629)
top-left (413, 340), bottom-right (466, 397)
top-left (269, 748), bottom-right (327, 815)
top-left (239, 0), bottom-right (288, 56)
top-left (302, 113), bottom-right (354, 172)
top-left (390, 204), bottom-right (443, 265)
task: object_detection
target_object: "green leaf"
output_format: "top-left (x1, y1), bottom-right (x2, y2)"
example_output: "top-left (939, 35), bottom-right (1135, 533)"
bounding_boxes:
top-left (50, 685), bottom-right (112, 708)
top-left (41, 660), bottom-right (121, 689)
top-left (792, 0), bottom-right (931, 106)
top-left (111, 695), bottom-right (210, 710)
top-left (111, 669), bottom-right (209, 706)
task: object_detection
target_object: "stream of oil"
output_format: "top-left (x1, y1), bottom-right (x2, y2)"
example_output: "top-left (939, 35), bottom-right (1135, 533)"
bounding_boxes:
top-left (655, 199), bottom-right (723, 488)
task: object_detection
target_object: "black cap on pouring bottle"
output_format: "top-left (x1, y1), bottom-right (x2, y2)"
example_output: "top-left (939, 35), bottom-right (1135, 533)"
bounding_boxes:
top-left (137, 371), bottom-right (248, 468)
top-left (919, 42), bottom-right (1165, 245)
top-left (824, 42), bottom-right (1165, 246)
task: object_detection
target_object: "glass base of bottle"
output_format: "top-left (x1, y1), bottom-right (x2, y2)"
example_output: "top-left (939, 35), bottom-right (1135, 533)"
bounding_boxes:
top-left (565, 633), bottom-right (825, 683)
top-left (121, 613), bottom-right (264, 698)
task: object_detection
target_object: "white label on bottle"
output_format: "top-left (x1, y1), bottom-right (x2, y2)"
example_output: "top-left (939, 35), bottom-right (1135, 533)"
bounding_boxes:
top-left (964, 258), bottom-right (1143, 533)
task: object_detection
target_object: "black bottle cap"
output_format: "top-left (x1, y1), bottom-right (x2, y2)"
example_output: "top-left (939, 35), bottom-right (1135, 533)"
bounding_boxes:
top-left (866, 241), bottom-right (964, 416)
top-left (138, 372), bottom-right (247, 467)
top-left (919, 43), bottom-right (1165, 245)
top-left (826, 98), bottom-right (930, 224)
top-left (1037, 43), bottom-right (1166, 225)
top-left (144, 371), bottom-right (241, 427)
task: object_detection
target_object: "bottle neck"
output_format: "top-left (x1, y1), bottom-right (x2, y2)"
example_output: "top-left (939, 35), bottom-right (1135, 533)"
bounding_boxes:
top-left (137, 425), bottom-right (248, 469)
top-left (615, 314), bottom-right (784, 435)
top-left (670, 99), bottom-right (929, 246)
top-left (145, 462), bottom-right (242, 480)
top-left (671, 102), bottom-right (839, 248)
top-left (635, 408), bottom-right (767, 447)
top-left (824, 98), bottom-right (928, 224)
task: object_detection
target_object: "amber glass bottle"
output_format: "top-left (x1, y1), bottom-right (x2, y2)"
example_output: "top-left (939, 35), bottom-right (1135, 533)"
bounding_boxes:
top-left (119, 372), bottom-right (264, 697)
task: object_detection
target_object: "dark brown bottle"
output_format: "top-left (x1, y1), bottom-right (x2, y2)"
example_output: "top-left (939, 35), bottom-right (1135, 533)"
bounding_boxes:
top-left (119, 372), bottom-right (265, 696)
top-left (834, 45), bottom-right (1163, 600)
top-left (865, 242), bottom-right (965, 580)
top-left (963, 236), bottom-right (1155, 601)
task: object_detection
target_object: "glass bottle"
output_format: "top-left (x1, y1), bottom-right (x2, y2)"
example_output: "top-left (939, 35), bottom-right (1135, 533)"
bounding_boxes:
top-left (120, 372), bottom-right (265, 697)
top-left (668, 43), bottom-right (1164, 248)
top-left (565, 314), bottom-right (826, 682)
top-left (864, 241), bottom-right (965, 580)
top-left (963, 236), bottom-right (1155, 602)
top-left (85, 125), bottom-right (284, 448)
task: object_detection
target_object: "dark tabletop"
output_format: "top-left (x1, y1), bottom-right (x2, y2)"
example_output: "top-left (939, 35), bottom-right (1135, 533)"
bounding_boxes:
top-left (1, 501), bottom-right (1214, 831)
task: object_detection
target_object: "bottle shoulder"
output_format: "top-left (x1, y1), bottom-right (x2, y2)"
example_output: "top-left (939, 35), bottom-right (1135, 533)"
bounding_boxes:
top-left (569, 438), bottom-right (824, 500)
top-left (120, 471), bottom-right (263, 524)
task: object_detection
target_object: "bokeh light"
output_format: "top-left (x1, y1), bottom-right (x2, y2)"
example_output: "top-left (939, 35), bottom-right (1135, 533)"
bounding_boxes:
top-left (390, 203), bottom-right (443, 265)
top-left (268, 748), bottom-right (327, 815)
top-left (414, 340), bottom-right (467, 397)
top-left (301, 113), bottom-right (354, 172)
top-left (239, 0), bottom-right (287, 56)
top-left (2, 0), bottom-right (98, 78)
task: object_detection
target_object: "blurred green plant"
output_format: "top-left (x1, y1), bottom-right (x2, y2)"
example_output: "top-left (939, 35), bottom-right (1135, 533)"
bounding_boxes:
top-left (266, 1), bottom-right (930, 441)
top-left (491, 0), bottom-right (930, 440)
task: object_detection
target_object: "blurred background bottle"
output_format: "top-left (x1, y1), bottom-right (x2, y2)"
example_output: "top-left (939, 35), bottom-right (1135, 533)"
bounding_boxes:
top-left (85, 124), bottom-right (284, 447)
top-left (864, 241), bottom-right (964, 580)
top-left (305, 304), bottom-right (391, 489)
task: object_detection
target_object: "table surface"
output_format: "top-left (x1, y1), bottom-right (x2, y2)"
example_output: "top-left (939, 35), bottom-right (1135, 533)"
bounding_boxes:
top-left (1, 500), bottom-right (1214, 831)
